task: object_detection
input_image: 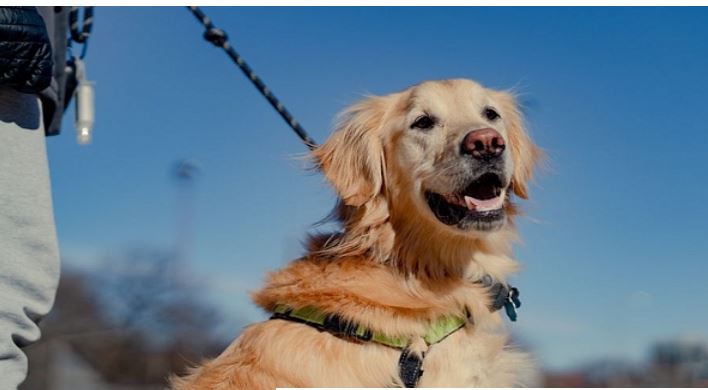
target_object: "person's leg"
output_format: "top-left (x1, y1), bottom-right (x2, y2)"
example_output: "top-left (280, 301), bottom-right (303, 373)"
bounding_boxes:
top-left (0, 86), bottom-right (60, 390)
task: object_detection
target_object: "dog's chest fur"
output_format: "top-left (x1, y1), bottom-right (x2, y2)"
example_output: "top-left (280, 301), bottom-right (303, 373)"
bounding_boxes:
top-left (171, 256), bottom-right (536, 388)
top-left (248, 256), bottom-right (536, 387)
top-left (417, 324), bottom-right (536, 387)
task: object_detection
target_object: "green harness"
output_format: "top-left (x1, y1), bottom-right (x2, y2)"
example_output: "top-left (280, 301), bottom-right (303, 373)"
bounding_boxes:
top-left (269, 277), bottom-right (520, 388)
top-left (272, 304), bottom-right (467, 350)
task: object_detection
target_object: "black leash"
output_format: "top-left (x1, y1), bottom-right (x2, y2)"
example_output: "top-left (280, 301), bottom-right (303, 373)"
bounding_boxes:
top-left (187, 6), bottom-right (318, 150)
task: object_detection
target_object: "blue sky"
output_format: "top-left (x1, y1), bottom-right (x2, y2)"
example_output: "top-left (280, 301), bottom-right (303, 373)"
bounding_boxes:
top-left (49, 7), bottom-right (708, 371)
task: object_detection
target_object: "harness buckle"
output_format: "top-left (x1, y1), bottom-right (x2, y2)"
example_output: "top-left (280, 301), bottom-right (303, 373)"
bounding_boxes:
top-left (398, 346), bottom-right (425, 388)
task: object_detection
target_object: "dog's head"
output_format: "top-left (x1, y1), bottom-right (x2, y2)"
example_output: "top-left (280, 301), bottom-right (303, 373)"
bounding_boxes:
top-left (314, 79), bottom-right (540, 249)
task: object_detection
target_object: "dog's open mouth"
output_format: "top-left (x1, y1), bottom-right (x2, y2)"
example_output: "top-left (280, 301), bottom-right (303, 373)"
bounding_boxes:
top-left (425, 173), bottom-right (507, 230)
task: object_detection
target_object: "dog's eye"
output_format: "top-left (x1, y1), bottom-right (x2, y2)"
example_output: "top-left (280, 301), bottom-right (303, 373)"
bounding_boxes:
top-left (411, 115), bottom-right (436, 130)
top-left (483, 108), bottom-right (501, 121)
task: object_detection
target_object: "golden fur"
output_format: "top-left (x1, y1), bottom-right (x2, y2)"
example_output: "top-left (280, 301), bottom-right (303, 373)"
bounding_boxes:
top-left (171, 79), bottom-right (541, 388)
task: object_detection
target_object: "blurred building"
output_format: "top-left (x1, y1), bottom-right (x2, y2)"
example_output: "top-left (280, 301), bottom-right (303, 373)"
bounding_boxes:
top-left (544, 338), bottom-right (708, 387)
top-left (651, 338), bottom-right (708, 387)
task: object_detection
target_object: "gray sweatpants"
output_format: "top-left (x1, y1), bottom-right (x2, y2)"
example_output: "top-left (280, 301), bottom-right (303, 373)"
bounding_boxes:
top-left (0, 87), bottom-right (60, 389)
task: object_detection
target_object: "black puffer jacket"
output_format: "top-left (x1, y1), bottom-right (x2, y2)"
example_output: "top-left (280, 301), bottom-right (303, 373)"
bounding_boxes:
top-left (0, 6), bottom-right (53, 92)
top-left (0, 6), bottom-right (68, 135)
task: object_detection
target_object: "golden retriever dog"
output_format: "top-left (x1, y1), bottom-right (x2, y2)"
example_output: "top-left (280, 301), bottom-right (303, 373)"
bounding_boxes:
top-left (171, 78), bottom-right (541, 389)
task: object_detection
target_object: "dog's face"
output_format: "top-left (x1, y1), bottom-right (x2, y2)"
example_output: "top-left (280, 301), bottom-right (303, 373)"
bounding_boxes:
top-left (390, 80), bottom-right (519, 232)
top-left (315, 79), bottom-right (539, 240)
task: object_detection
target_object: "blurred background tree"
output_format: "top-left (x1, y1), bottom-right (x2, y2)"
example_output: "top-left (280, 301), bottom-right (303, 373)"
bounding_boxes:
top-left (21, 248), bottom-right (228, 389)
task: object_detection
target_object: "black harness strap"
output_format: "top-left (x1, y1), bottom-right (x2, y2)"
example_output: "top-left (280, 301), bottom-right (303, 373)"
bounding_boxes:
top-left (271, 309), bottom-right (373, 343)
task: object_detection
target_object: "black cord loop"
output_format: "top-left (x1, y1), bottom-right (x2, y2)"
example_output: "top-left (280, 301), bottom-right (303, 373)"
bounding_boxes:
top-left (69, 6), bottom-right (94, 59)
top-left (69, 7), bottom-right (94, 44)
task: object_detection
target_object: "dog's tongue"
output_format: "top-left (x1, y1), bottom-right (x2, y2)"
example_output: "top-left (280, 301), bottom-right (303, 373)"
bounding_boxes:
top-left (464, 195), bottom-right (504, 212)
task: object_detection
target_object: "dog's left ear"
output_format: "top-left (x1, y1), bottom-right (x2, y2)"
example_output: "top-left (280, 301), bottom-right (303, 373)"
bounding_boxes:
top-left (313, 97), bottom-right (387, 207)
top-left (496, 92), bottom-right (542, 199)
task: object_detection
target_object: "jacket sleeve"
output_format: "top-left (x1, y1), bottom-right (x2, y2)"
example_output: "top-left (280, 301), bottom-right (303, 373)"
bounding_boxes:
top-left (0, 7), bottom-right (53, 93)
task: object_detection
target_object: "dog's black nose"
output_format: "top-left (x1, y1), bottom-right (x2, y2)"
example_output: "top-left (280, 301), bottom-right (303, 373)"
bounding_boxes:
top-left (461, 128), bottom-right (505, 159)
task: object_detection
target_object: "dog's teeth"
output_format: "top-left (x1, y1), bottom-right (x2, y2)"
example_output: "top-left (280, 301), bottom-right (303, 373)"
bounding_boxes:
top-left (454, 194), bottom-right (464, 206)
top-left (464, 196), bottom-right (476, 210)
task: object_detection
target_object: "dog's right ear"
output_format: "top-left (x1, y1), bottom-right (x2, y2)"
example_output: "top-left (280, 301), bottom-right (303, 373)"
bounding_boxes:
top-left (313, 97), bottom-right (387, 207)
